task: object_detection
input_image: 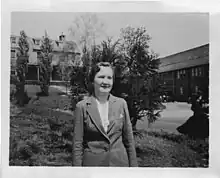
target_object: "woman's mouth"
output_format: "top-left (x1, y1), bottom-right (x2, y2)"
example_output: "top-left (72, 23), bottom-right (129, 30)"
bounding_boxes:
top-left (101, 85), bottom-right (110, 89)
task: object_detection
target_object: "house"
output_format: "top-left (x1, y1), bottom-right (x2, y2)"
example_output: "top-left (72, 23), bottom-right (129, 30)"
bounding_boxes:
top-left (10, 33), bottom-right (81, 83)
top-left (157, 44), bottom-right (209, 102)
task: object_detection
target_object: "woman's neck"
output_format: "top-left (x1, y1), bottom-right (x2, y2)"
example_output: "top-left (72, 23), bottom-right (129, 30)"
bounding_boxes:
top-left (94, 91), bottom-right (109, 103)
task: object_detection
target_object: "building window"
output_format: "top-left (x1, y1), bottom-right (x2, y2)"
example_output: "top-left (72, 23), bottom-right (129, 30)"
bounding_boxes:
top-left (180, 87), bottom-right (184, 95)
top-left (177, 71), bottom-right (180, 79)
top-left (195, 86), bottom-right (199, 93)
top-left (195, 67), bottom-right (199, 76)
top-left (198, 67), bottom-right (203, 76)
top-left (11, 50), bottom-right (16, 58)
top-left (183, 69), bottom-right (186, 75)
top-left (192, 68), bottom-right (194, 77)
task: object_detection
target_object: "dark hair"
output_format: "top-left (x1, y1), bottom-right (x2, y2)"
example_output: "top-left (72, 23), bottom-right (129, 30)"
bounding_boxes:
top-left (88, 62), bottom-right (114, 95)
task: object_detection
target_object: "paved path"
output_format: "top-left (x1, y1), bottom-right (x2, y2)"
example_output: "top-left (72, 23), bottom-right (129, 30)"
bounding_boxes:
top-left (50, 85), bottom-right (71, 95)
top-left (137, 102), bottom-right (193, 133)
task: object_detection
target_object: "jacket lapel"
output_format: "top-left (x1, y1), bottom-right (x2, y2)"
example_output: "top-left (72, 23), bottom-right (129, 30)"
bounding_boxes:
top-left (86, 94), bottom-right (118, 139)
top-left (107, 94), bottom-right (117, 134)
top-left (86, 95), bottom-right (109, 140)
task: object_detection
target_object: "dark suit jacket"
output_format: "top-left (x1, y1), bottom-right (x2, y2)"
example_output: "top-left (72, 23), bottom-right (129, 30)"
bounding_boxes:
top-left (72, 94), bottom-right (138, 167)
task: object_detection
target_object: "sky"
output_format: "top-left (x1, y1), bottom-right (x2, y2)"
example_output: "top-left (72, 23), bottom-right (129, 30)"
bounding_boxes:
top-left (11, 12), bottom-right (209, 58)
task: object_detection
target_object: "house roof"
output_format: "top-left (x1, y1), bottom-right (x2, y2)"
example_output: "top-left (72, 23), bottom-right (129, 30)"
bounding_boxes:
top-left (158, 44), bottom-right (209, 73)
top-left (52, 40), bottom-right (81, 54)
top-left (11, 34), bottom-right (81, 54)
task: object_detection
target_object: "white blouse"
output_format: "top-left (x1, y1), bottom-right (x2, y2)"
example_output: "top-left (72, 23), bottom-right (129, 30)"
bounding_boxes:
top-left (96, 99), bottom-right (109, 132)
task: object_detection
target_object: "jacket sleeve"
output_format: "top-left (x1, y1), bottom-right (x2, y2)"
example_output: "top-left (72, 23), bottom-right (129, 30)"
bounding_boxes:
top-left (122, 99), bottom-right (138, 167)
top-left (72, 103), bottom-right (84, 166)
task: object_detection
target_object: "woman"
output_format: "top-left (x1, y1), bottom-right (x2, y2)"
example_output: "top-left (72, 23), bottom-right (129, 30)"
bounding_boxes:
top-left (72, 62), bottom-right (138, 167)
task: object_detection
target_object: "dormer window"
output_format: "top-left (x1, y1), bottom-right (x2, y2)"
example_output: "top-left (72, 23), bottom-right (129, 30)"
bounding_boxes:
top-left (35, 39), bottom-right (40, 45)
top-left (33, 38), bottom-right (40, 45)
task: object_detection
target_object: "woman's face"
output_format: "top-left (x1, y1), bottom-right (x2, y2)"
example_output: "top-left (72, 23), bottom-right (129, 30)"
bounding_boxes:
top-left (93, 66), bottom-right (113, 95)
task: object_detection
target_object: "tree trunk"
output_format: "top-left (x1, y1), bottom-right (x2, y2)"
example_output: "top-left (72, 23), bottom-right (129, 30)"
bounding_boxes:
top-left (148, 120), bottom-right (152, 129)
top-left (16, 82), bottom-right (25, 107)
top-left (131, 117), bottom-right (138, 131)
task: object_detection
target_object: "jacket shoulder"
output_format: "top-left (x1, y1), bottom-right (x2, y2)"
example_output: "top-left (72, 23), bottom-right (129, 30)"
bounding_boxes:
top-left (76, 96), bottom-right (89, 108)
top-left (111, 95), bottom-right (127, 104)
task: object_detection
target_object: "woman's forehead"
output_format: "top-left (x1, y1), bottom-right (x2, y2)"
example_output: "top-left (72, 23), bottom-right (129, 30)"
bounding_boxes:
top-left (97, 66), bottom-right (113, 74)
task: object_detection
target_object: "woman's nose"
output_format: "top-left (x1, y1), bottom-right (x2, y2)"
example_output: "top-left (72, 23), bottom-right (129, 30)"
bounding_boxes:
top-left (102, 78), bottom-right (110, 84)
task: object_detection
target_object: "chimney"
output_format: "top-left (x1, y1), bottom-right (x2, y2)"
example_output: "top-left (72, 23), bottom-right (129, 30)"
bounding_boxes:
top-left (59, 32), bottom-right (66, 42)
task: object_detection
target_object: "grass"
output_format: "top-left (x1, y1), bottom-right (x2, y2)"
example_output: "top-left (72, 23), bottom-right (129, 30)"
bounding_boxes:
top-left (9, 85), bottom-right (209, 167)
top-left (135, 129), bottom-right (208, 167)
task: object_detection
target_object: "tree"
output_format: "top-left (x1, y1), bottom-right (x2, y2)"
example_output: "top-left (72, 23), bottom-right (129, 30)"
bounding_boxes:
top-left (38, 31), bottom-right (53, 96)
top-left (115, 26), bottom-right (163, 134)
top-left (68, 13), bottom-right (106, 109)
top-left (15, 30), bottom-right (30, 106)
top-left (68, 13), bottom-right (105, 50)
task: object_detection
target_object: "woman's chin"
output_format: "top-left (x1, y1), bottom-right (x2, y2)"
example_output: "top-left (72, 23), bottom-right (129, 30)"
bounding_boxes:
top-left (99, 89), bottom-right (111, 94)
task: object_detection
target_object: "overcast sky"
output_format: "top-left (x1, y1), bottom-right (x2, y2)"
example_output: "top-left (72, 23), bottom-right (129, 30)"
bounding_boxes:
top-left (11, 12), bottom-right (209, 58)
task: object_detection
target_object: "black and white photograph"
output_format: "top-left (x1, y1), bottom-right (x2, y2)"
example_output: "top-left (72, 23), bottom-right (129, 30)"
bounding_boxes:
top-left (8, 11), bottom-right (211, 168)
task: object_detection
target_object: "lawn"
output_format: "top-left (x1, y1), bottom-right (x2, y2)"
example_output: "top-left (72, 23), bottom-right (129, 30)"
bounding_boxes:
top-left (9, 85), bottom-right (209, 167)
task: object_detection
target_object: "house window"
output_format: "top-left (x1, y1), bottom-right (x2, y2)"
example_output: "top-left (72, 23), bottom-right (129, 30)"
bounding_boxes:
top-left (37, 52), bottom-right (41, 58)
top-left (180, 87), bottom-right (184, 95)
top-left (33, 38), bottom-right (40, 45)
top-left (11, 37), bottom-right (16, 44)
top-left (11, 50), bottom-right (16, 58)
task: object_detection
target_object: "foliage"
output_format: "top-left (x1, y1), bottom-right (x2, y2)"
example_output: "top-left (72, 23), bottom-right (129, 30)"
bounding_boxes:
top-left (115, 26), bottom-right (162, 132)
top-left (69, 65), bottom-right (88, 110)
top-left (14, 30), bottom-right (30, 106)
top-left (38, 31), bottom-right (53, 96)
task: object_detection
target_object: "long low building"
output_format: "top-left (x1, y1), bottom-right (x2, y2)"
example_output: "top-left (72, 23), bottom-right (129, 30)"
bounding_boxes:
top-left (157, 44), bottom-right (209, 102)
